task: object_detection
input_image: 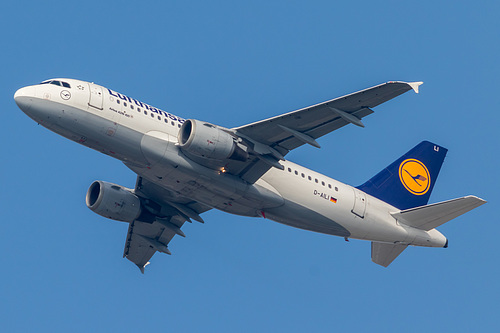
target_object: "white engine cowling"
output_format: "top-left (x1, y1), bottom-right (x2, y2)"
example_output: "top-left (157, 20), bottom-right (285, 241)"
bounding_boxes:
top-left (86, 181), bottom-right (142, 222)
top-left (178, 119), bottom-right (247, 161)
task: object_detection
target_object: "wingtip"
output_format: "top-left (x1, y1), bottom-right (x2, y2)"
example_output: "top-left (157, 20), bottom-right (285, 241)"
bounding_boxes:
top-left (387, 81), bottom-right (423, 94)
top-left (463, 195), bottom-right (487, 205)
top-left (138, 262), bottom-right (150, 274)
top-left (407, 81), bottom-right (423, 94)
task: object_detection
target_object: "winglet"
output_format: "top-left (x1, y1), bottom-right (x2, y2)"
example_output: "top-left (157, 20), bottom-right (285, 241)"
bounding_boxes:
top-left (407, 81), bottom-right (423, 94)
top-left (138, 262), bottom-right (150, 274)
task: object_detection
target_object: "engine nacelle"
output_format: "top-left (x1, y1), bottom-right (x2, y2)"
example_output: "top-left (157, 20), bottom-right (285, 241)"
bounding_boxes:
top-left (178, 119), bottom-right (248, 161)
top-left (86, 181), bottom-right (142, 222)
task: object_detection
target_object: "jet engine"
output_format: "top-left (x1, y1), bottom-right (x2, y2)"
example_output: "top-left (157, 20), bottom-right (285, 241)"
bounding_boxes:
top-left (86, 181), bottom-right (142, 222)
top-left (178, 119), bottom-right (248, 162)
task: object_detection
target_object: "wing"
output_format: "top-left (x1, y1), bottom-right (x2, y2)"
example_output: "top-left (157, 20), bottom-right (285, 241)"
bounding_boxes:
top-left (123, 177), bottom-right (212, 273)
top-left (226, 81), bottom-right (422, 183)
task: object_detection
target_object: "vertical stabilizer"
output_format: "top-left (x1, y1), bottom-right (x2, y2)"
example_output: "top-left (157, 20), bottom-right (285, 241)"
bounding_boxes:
top-left (357, 141), bottom-right (447, 210)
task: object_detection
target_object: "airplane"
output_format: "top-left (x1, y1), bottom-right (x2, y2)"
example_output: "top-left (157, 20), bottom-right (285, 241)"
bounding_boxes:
top-left (14, 78), bottom-right (486, 272)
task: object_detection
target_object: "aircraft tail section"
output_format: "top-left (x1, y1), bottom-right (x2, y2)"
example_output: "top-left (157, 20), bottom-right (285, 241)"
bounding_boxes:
top-left (357, 141), bottom-right (447, 210)
top-left (371, 242), bottom-right (408, 267)
top-left (391, 195), bottom-right (486, 231)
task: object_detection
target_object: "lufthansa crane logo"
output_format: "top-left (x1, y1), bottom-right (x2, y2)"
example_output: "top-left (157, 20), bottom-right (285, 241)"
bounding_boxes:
top-left (60, 90), bottom-right (71, 100)
top-left (399, 159), bottom-right (430, 195)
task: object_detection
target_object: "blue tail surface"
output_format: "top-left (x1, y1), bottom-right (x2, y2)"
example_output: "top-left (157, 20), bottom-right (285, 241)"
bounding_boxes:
top-left (357, 141), bottom-right (448, 210)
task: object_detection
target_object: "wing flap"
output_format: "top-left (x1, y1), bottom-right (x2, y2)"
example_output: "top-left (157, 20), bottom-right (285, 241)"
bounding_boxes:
top-left (391, 196), bottom-right (486, 231)
top-left (123, 221), bottom-right (158, 272)
top-left (122, 176), bottom-right (212, 273)
top-left (371, 242), bottom-right (408, 267)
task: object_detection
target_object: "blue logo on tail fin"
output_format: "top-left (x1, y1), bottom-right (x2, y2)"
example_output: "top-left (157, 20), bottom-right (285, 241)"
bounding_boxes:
top-left (357, 141), bottom-right (447, 210)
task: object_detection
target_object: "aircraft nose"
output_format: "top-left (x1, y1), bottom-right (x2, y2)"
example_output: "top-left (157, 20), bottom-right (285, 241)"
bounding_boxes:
top-left (14, 86), bottom-right (36, 112)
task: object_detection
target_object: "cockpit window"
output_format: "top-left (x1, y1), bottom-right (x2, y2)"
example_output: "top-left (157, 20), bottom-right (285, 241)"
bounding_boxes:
top-left (39, 80), bottom-right (71, 88)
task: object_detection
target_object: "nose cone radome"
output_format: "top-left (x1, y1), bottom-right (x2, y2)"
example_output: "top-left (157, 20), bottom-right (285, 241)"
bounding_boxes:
top-left (14, 86), bottom-right (36, 113)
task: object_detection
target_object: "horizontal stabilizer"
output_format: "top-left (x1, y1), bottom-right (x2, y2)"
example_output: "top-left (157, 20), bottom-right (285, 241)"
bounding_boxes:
top-left (391, 195), bottom-right (486, 231)
top-left (372, 242), bottom-right (408, 267)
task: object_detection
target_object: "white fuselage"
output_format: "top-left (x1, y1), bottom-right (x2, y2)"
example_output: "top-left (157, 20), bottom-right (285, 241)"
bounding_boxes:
top-left (14, 78), bottom-right (447, 248)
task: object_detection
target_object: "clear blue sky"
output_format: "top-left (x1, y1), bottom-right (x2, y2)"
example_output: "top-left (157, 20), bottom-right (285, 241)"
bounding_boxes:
top-left (2, 1), bottom-right (498, 332)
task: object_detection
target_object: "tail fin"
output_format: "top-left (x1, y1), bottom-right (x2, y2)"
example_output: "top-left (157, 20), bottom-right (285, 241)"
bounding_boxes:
top-left (357, 141), bottom-right (447, 210)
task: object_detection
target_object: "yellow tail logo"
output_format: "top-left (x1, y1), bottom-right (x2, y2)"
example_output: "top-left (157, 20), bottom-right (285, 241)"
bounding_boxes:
top-left (399, 159), bottom-right (430, 195)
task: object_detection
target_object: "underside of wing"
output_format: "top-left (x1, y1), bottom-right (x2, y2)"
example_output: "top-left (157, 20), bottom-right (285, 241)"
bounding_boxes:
top-left (233, 81), bottom-right (421, 151)
top-left (225, 81), bottom-right (422, 183)
top-left (123, 220), bottom-right (176, 273)
top-left (123, 177), bottom-right (212, 273)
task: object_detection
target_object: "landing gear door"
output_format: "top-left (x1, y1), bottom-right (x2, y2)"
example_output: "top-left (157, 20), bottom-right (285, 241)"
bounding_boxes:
top-left (352, 189), bottom-right (366, 218)
top-left (88, 83), bottom-right (103, 110)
